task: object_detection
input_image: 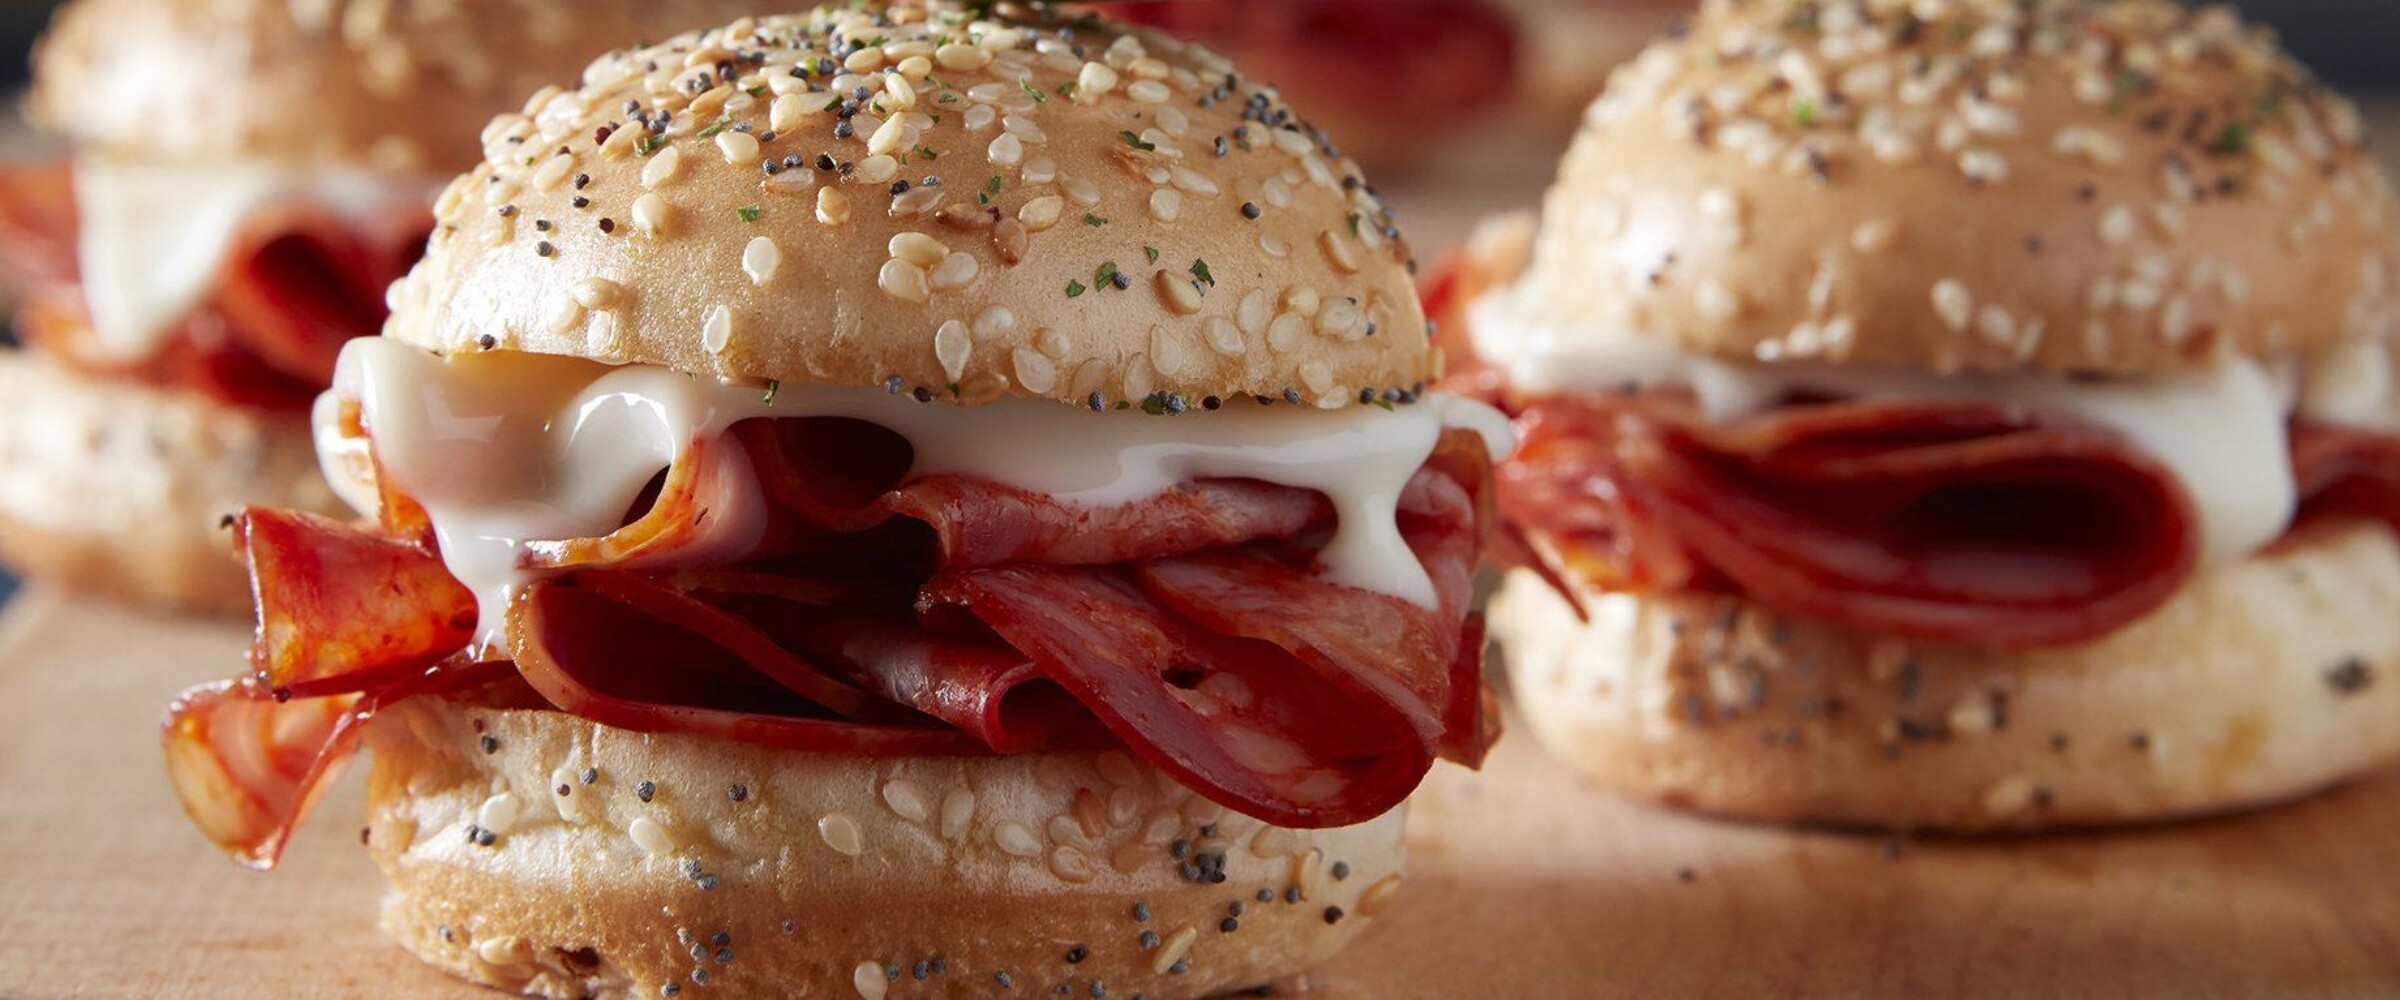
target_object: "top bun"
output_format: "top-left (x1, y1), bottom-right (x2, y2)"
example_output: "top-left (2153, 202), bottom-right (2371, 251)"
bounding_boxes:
top-left (383, 2), bottom-right (1430, 411)
top-left (1513, 0), bottom-right (2399, 377)
top-left (29, 0), bottom-right (760, 173)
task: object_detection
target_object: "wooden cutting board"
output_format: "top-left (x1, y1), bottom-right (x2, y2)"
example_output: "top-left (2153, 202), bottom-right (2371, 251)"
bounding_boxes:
top-left (1, 586), bottom-right (2397, 999)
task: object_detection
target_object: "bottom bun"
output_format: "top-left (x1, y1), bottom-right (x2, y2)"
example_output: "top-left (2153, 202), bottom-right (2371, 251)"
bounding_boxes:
top-left (0, 352), bottom-right (341, 615)
top-left (1493, 519), bottom-right (2400, 831)
top-left (363, 697), bottom-right (1406, 999)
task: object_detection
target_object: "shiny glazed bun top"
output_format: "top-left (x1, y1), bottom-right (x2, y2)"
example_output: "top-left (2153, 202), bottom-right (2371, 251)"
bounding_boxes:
top-left (1516, 0), bottom-right (2398, 377)
top-left (30, 0), bottom-right (764, 171)
top-left (386, 1), bottom-right (1430, 411)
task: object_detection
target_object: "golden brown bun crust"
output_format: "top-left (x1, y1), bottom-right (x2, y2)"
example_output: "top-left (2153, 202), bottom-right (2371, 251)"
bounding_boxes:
top-left (387, 2), bottom-right (1429, 411)
top-left (29, 0), bottom-right (762, 170)
top-left (1517, 0), bottom-right (2398, 376)
top-left (363, 697), bottom-right (1407, 999)
top-left (1492, 519), bottom-right (2400, 831)
top-left (0, 354), bottom-right (342, 616)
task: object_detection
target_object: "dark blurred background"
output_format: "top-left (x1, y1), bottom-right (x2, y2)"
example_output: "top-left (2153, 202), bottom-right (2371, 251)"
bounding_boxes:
top-left (5, 0), bottom-right (2393, 91)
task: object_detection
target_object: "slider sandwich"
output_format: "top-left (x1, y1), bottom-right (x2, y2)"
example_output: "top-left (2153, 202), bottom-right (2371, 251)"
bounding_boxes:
top-left (163, 4), bottom-right (1510, 996)
top-left (0, 0), bottom-right (753, 612)
top-left (1437, 0), bottom-right (2400, 830)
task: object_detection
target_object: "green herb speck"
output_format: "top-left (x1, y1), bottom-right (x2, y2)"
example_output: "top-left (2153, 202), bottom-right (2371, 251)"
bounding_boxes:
top-left (2215, 121), bottom-right (2252, 157)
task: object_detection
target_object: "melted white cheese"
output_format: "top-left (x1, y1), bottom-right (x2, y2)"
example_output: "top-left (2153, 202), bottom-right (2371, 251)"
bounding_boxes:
top-left (1466, 284), bottom-right (2364, 567)
top-left (323, 338), bottom-right (1514, 649)
top-left (2298, 337), bottom-right (2400, 432)
top-left (73, 155), bottom-right (433, 360)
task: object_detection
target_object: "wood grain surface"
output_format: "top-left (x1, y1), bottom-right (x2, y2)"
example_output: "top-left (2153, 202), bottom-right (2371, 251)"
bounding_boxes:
top-left (2, 586), bottom-right (2397, 999)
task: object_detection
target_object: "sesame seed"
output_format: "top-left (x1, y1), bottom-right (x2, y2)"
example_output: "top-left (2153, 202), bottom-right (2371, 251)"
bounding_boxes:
top-left (628, 817), bottom-right (674, 857)
top-left (1019, 195), bottom-right (1065, 232)
top-left (819, 813), bottom-right (866, 856)
top-left (817, 186), bottom-right (853, 226)
top-left (641, 145), bottom-right (684, 188)
top-left (878, 259), bottom-right (932, 303)
top-left (631, 193), bottom-right (671, 236)
top-left (853, 962), bottom-right (888, 1000)
top-left (994, 820), bottom-right (1042, 857)
top-left (988, 132), bottom-right (1025, 167)
top-left (744, 236), bottom-right (783, 285)
top-left (1930, 279), bottom-right (1974, 333)
top-left (1155, 270), bottom-right (1204, 314)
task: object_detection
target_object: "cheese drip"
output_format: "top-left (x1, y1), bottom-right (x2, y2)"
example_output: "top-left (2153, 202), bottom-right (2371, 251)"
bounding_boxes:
top-left (73, 155), bottom-right (433, 360)
top-left (322, 337), bottom-right (1514, 649)
top-left (1462, 283), bottom-right (2388, 567)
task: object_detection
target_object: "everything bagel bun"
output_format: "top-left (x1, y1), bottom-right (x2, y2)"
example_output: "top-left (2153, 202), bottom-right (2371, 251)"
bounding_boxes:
top-left (364, 696), bottom-right (1405, 1000)
top-left (385, 2), bottom-right (1429, 410)
top-left (1494, 518), bottom-right (2400, 832)
top-left (1511, 0), bottom-right (2399, 377)
top-left (0, 353), bottom-right (341, 616)
top-left (29, 0), bottom-right (762, 171)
